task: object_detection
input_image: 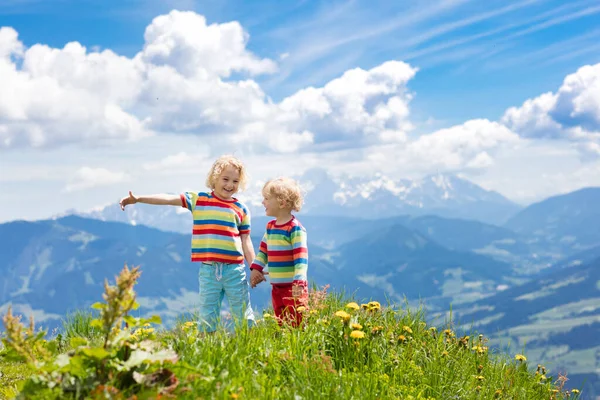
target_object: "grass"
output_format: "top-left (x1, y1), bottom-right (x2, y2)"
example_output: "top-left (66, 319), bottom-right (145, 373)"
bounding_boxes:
top-left (0, 284), bottom-right (584, 400)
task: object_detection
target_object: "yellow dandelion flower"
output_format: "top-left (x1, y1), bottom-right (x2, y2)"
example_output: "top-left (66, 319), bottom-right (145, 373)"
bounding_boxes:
top-left (367, 301), bottom-right (381, 311)
top-left (263, 313), bottom-right (272, 319)
top-left (371, 326), bottom-right (384, 334)
top-left (351, 323), bottom-right (363, 330)
top-left (334, 310), bottom-right (351, 322)
top-left (350, 330), bottom-right (365, 339)
top-left (515, 354), bottom-right (527, 362)
top-left (398, 334), bottom-right (407, 343)
top-left (297, 306), bottom-right (306, 312)
top-left (346, 302), bottom-right (360, 310)
top-left (361, 303), bottom-right (369, 310)
top-left (571, 389), bottom-right (580, 394)
top-left (310, 309), bottom-right (318, 315)
top-left (441, 350), bottom-right (449, 357)
top-left (475, 375), bottom-right (485, 381)
top-left (402, 325), bottom-right (413, 334)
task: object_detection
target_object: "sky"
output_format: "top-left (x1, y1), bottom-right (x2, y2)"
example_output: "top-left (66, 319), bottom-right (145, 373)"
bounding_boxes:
top-left (1, 0), bottom-right (600, 222)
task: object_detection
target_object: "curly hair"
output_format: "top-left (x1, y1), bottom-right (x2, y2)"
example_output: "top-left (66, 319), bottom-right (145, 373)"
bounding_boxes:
top-left (205, 154), bottom-right (248, 191)
top-left (262, 177), bottom-right (304, 212)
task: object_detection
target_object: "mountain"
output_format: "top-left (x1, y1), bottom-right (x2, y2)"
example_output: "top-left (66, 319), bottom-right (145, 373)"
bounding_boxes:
top-left (504, 187), bottom-right (600, 257)
top-left (301, 169), bottom-right (521, 225)
top-left (0, 215), bottom-right (518, 332)
top-left (67, 169), bottom-right (522, 230)
top-left (315, 222), bottom-right (517, 308)
top-left (443, 256), bottom-right (600, 398)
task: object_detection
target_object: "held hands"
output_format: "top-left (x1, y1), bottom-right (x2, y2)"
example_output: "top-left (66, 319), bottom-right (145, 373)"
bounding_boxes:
top-left (119, 191), bottom-right (138, 211)
top-left (250, 269), bottom-right (268, 288)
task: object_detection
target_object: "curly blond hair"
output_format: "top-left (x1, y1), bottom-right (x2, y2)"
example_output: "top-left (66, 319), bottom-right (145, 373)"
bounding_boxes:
top-left (262, 177), bottom-right (304, 212)
top-left (205, 154), bottom-right (248, 191)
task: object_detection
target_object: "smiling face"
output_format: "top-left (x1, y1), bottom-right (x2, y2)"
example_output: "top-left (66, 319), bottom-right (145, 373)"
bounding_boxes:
top-left (214, 165), bottom-right (240, 200)
top-left (262, 194), bottom-right (282, 217)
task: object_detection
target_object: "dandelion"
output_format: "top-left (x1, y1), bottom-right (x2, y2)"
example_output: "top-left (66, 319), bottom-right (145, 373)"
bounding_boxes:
top-left (441, 350), bottom-right (449, 357)
top-left (345, 302), bottom-right (360, 311)
top-left (367, 301), bottom-right (381, 311)
top-left (297, 306), bottom-right (306, 313)
top-left (398, 334), bottom-right (407, 343)
top-left (371, 326), bottom-right (384, 335)
top-left (334, 310), bottom-right (351, 323)
top-left (263, 313), bottom-right (272, 319)
top-left (475, 375), bottom-right (485, 381)
top-left (351, 323), bottom-right (363, 330)
top-left (571, 389), bottom-right (580, 394)
top-left (515, 354), bottom-right (527, 362)
top-left (443, 329), bottom-right (455, 337)
top-left (402, 325), bottom-right (413, 334)
top-left (350, 330), bottom-right (365, 339)
top-left (310, 310), bottom-right (318, 315)
top-left (361, 303), bottom-right (369, 310)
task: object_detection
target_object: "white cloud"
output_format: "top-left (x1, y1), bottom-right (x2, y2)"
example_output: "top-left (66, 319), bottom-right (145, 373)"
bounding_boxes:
top-left (405, 119), bottom-right (521, 170)
top-left (0, 12), bottom-right (418, 155)
top-left (65, 167), bottom-right (130, 192)
top-left (141, 11), bottom-right (277, 78)
top-left (502, 62), bottom-right (600, 156)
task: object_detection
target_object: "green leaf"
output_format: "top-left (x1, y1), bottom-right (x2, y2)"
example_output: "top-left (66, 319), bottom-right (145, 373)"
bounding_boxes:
top-left (91, 302), bottom-right (105, 310)
top-left (123, 315), bottom-right (137, 326)
top-left (90, 319), bottom-right (103, 329)
top-left (81, 347), bottom-right (110, 360)
top-left (69, 337), bottom-right (88, 348)
top-left (146, 315), bottom-right (162, 325)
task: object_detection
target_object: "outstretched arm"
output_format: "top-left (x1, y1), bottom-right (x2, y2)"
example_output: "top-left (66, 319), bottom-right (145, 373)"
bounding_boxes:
top-left (119, 191), bottom-right (181, 210)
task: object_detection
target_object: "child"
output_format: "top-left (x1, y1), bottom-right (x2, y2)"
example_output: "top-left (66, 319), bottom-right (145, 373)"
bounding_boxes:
top-left (119, 154), bottom-right (256, 332)
top-left (250, 177), bottom-right (308, 327)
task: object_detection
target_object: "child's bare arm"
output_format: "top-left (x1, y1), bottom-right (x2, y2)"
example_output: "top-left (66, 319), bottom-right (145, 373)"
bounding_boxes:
top-left (119, 191), bottom-right (181, 210)
top-left (241, 234), bottom-right (255, 266)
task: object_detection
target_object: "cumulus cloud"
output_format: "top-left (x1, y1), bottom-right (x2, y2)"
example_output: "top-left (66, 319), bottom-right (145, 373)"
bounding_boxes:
top-left (65, 167), bottom-right (129, 192)
top-left (406, 119), bottom-right (521, 170)
top-left (502, 63), bottom-right (600, 156)
top-left (0, 11), bottom-right (417, 154)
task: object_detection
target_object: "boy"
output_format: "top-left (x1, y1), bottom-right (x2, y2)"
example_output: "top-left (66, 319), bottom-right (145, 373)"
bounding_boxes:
top-left (250, 177), bottom-right (308, 327)
top-left (119, 154), bottom-right (256, 332)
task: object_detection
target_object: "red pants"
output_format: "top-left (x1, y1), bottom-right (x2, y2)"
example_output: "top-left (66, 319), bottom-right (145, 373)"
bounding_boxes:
top-left (272, 283), bottom-right (308, 327)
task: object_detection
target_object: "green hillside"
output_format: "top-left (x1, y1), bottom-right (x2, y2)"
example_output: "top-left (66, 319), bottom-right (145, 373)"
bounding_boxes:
top-left (0, 265), bottom-right (583, 400)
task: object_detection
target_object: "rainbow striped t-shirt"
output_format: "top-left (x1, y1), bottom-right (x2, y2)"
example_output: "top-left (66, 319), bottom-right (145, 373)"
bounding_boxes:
top-left (250, 217), bottom-right (308, 286)
top-left (180, 191), bottom-right (251, 264)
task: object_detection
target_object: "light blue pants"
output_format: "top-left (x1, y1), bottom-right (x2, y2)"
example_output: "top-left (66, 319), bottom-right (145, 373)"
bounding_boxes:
top-left (198, 262), bottom-right (255, 332)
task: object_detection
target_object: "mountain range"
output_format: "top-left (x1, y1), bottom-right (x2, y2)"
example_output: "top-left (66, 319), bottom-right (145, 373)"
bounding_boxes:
top-left (64, 169), bottom-right (522, 231)
top-left (2, 181), bottom-right (600, 397)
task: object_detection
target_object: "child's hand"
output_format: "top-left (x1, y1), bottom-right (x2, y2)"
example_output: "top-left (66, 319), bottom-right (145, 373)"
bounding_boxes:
top-left (291, 284), bottom-right (303, 299)
top-left (119, 191), bottom-right (138, 210)
top-left (250, 269), bottom-right (267, 288)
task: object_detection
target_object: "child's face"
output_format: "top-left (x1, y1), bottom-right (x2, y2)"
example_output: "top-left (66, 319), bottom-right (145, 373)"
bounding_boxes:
top-left (214, 165), bottom-right (240, 200)
top-left (262, 194), bottom-right (281, 217)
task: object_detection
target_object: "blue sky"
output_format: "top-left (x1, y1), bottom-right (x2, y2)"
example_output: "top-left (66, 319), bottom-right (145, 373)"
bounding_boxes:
top-left (5, 0), bottom-right (599, 124)
top-left (1, 0), bottom-right (600, 221)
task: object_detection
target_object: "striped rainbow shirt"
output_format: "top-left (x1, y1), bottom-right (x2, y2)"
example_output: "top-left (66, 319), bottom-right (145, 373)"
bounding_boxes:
top-left (180, 191), bottom-right (251, 264)
top-left (250, 217), bottom-right (308, 286)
